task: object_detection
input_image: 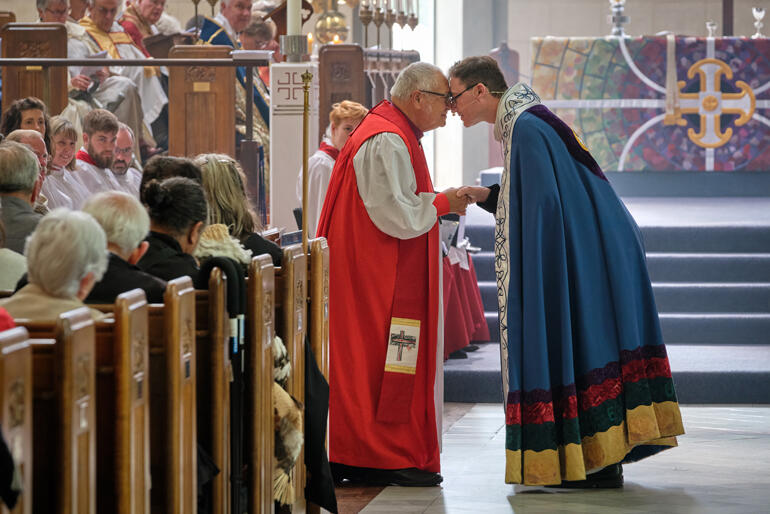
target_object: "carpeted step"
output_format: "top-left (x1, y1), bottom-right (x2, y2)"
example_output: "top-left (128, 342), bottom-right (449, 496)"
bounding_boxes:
top-left (660, 313), bottom-right (770, 344)
top-left (485, 312), bottom-right (499, 343)
top-left (478, 281), bottom-right (498, 312)
top-left (473, 251), bottom-right (496, 281)
top-left (443, 343), bottom-right (770, 403)
top-left (640, 225), bottom-right (770, 253)
top-left (652, 283), bottom-right (770, 313)
top-left (647, 253), bottom-right (770, 283)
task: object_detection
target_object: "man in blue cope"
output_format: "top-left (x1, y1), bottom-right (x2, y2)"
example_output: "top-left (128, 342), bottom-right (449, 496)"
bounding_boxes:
top-left (198, 0), bottom-right (271, 167)
top-left (451, 56), bottom-right (684, 488)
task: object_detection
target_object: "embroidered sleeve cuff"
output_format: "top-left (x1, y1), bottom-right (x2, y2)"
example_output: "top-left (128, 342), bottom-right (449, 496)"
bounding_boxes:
top-left (433, 193), bottom-right (450, 216)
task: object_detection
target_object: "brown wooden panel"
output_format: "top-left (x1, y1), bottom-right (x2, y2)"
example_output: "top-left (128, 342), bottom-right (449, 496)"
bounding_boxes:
top-left (147, 277), bottom-right (197, 513)
top-left (194, 269), bottom-right (230, 514)
top-left (0, 327), bottom-right (33, 514)
top-left (246, 255), bottom-right (275, 514)
top-left (309, 238), bottom-right (330, 381)
top-left (274, 244), bottom-right (307, 509)
top-left (168, 45), bottom-right (235, 158)
top-left (0, 23), bottom-right (68, 116)
top-left (318, 45), bottom-right (365, 141)
top-left (92, 289), bottom-right (150, 514)
top-left (19, 308), bottom-right (96, 514)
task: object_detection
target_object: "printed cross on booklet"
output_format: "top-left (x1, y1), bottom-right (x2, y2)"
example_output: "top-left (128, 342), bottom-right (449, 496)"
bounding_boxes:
top-left (390, 330), bottom-right (416, 361)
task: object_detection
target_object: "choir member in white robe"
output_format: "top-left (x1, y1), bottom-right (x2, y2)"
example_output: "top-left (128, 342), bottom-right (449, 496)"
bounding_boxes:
top-left (41, 117), bottom-right (91, 210)
top-left (75, 109), bottom-right (122, 194)
top-left (110, 123), bottom-right (143, 197)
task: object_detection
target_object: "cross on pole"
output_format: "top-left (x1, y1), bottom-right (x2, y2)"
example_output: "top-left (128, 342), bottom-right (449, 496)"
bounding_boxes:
top-left (390, 330), bottom-right (416, 361)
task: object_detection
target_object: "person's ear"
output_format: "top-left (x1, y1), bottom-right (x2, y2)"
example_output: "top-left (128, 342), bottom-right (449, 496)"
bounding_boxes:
top-left (189, 221), bottom-right (204, 247)
top-left (82, 132), bottom-right (90, 146)
top-left (127, 241), bottom-right (149, 265)
top-left (76, 271), bottom-right (97, 301)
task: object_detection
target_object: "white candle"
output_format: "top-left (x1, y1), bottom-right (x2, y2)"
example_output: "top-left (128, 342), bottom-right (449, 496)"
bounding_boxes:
top-left (287, 0), bottom-right (301, 36)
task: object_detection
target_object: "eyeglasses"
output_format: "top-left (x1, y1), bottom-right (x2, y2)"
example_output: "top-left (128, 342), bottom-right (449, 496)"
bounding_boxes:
top-left (419, 89), bottom-right (451, 106)
top-left (45, 7), bottom-right (68, 17)
top-left (448, 84), bottom-right (476, 108)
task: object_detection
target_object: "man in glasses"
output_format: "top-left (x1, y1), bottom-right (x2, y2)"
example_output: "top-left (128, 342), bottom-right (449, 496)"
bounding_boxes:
top-left (317, 62), bottom-right (468, 487)
top-left (450, 56), bottom-right (684, 488)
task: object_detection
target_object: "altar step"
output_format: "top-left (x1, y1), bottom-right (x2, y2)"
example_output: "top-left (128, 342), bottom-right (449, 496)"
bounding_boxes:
top-left (448, 198), bottom-right (770, 404)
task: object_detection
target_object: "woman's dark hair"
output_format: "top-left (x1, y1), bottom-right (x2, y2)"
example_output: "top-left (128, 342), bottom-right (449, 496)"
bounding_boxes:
top-left (140, 155), bottom-right (202, 196)
top-left (143, 177), bottom-right (208, 236)
top-left (0, 97), bottom-right (52, 151)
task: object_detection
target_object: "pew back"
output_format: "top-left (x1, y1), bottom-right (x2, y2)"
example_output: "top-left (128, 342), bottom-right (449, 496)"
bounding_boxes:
top-left (147, 277), bottom-right (197, 513)
top-left (19, 308), bottom-right (96, 514)
top-left (0, 23), bottom-right (68, 115)
top-left (168, 45), bottom-right (235, 157)
top-left (0, 327), bottom-right (32, 514)
top-left (274, 244), bottom-right (307, 507)
top-left (246, 255), bottom-right (275, 514)
top-left (194, 268), bottom-right (230, 514)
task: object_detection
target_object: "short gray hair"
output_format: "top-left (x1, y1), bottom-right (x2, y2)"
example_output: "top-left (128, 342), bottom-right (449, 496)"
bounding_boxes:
top-left (37, 0), bottom-right (63, 10)
top-left (82, 191), bottom-right (149, 255)
top-left (390, 62), bottom-right (445, 100)
top-left (0, 141), bottom-right (39, 194)
top-left (25, 208), bottom-right (108, 298)
top-left (117, 122), bottom-right (134, 142)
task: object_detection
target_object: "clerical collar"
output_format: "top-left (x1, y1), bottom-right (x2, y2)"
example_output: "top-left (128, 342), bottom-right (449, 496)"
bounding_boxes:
top-left (214, 13), bottom-right (237, 43)
top-left (391, 102), bottom-right (424, 140)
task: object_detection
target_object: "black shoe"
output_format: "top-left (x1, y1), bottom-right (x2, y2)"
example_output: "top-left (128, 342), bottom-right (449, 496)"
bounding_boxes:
top-left (366, 467), bottom-right (443, 487)
top-left (448, 350), bottom-right (469, 359)
top-left (546, 464), bottom-right (623, 489)
top-left (462, 344), bottom-right (480, 352)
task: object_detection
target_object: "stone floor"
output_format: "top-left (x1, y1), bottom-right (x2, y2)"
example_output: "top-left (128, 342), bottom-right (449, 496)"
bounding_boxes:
top-left (355, 404), bottom-right (770, 513)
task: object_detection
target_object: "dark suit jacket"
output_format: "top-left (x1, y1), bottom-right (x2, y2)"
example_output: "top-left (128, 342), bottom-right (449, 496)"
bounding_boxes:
top-left (87, 253), bottom-right (167, 304)
top-left (242, 232), bottom-right (282, 266)
top-left (0, 195), bottom-right (42, 254)
top-left (137, 231), bottom-right (201, 286)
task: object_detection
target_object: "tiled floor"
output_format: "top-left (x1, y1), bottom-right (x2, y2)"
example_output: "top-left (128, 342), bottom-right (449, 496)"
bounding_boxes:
top-left (360, 404), bottom-right (770, 513)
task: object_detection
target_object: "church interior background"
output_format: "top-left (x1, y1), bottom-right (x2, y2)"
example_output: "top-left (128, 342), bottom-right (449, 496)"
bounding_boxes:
top-left (3, 0), bottom-right (770, 512)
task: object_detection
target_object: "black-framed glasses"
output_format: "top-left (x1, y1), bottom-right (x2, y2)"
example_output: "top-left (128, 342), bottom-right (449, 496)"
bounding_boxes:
top-left (448, 84), bottom-right (476, 107)
top-left (419, 89), bottom-right (451, 106)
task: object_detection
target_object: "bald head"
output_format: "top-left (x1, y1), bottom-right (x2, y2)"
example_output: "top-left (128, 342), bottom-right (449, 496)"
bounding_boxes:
top-left (5, 129), bottom-right (48, 172)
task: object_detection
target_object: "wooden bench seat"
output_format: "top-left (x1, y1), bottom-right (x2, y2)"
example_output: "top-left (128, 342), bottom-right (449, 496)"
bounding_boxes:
top-left (0, 326), bottom-right (33, 514)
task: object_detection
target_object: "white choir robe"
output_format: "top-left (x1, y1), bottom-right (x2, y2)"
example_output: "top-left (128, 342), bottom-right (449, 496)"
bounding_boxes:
top-left (111, 167), bottom-right (142, 197)
top-left (75, 155), bottom-right (123, 195)
top-left (296, 146), bottom-right (335, 237)
top-left (41, 165), bottom-right (92, 210)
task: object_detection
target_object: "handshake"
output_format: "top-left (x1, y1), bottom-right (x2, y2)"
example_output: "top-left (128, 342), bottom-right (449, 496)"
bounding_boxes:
top-left (441, 186), bottom-right (492, 216)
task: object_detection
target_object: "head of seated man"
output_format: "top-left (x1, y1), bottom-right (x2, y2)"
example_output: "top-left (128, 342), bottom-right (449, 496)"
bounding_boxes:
top-left (37, 0), bottom-right (69, 24)
top-left (240, 15), bottom-right (281, 58)
top-left (139, 155), bottom-right (202, 192)
top-left (0, 141), bottom-right (44, 254)
top-left (90, 0), bottom-right (122, 33)
top-left (131, 0), bottom-right (166, 26)
top-left (82, 109), bottom-right (119, 169)
top-left (112, 123), bottom-right (136, 176)
top-left (0, 97), bottom-right (51, 151)
top-left (70, 0), bottom-right (90, 21)
top-left (137, 177), bottom-right (209, 285)
top-left (0, 208), bottom-right (108, 321)
top-left (220, 0), bottom-right (253, 34)
top-left (81, 191), bottom-right (167, 303)
top-left (4, 131), bottom-right (49, 207)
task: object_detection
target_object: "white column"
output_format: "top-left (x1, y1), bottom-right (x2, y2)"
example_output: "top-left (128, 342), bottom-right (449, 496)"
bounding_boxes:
top-left (269, 62), bottom-right (320, 231)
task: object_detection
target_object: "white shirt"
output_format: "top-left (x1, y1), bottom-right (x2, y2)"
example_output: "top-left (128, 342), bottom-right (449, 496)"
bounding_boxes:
top-left (353, 132), bottom-right (439, 239)
top-left (42, 165), bottom-right (92, 210)
top-left (296, 147), bottom-right (335, 237)
top-left (75, 149), bottom-right (123, 195)
top-left (111, 166), bottom-right (143, 197)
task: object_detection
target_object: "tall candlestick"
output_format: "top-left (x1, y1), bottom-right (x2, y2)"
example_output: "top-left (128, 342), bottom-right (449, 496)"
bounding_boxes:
top-left (287, 0), bottom-right (301, 36)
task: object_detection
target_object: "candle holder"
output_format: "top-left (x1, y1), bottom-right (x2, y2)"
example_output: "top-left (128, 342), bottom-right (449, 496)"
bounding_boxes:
top-left (706, 20), bottom-right (718, 37)
top-left (373, 4), bottom-right (385, 48)
top-left (360, 2), bottom-right (374, 46)
top-left (608, 0), bottom-right (629, 37)
top-left (407, 12), bottom-right (418, 31)
top-left (752, 7), bottom-right (766, 39)
top-left (206, 0), bottom-right (217, 17)
top-left (396, 8), bottom-right (408, 29)
top-left (385, 7), bottom-right (396, 50)
top-left (190, 0), bottom-right (201, 35)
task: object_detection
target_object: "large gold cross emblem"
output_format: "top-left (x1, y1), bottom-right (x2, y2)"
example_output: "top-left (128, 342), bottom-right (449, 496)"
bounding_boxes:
top-left (667, 58), bottom-right (756, 148)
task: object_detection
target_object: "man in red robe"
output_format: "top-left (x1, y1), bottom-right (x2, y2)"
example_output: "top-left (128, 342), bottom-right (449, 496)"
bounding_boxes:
top-left (317, 62), bottom-right (468, 486)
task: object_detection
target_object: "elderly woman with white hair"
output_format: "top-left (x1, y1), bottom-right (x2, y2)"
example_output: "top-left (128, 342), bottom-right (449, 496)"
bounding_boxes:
top-left (0, 208), bottom-right (108, 320)
top-left (82, 190), bottom-right (167, 303)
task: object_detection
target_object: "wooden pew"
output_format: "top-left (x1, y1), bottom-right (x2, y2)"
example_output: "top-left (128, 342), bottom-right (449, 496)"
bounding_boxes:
top-left (274, 244), bottom-right (307, 510)
top-left (195, 268), bottom-right (230, 514)
top-left (0, 326), bottom-right (33, 514)
top-left (308, 238), bottom-right (330, 381)
top-left (168, 45), bottom-right (235, 158)
top-left (146, 277), bottom-right (197, 513)
top-left (0, 23), bottom-right (68, 116)
top-left (245, 255), bottom-right (275, 514)
top-left (16, 308), bottom-right (96, 514)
